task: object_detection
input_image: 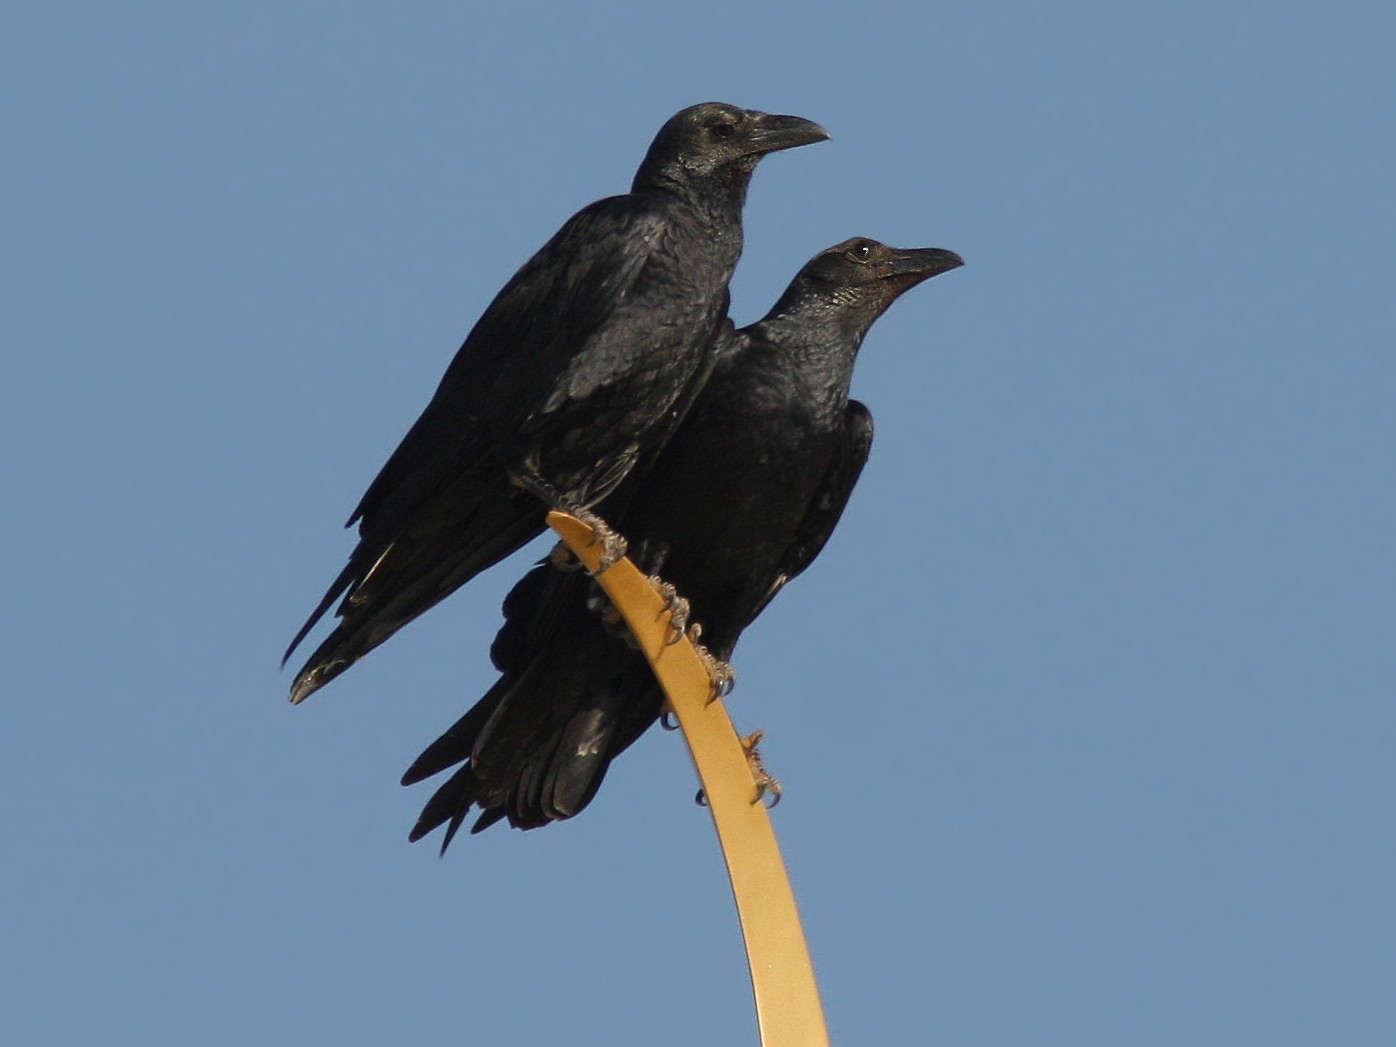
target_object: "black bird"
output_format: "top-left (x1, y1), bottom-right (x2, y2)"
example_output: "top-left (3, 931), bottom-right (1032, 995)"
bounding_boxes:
top-left (285, 103), bottom-right (829, 704)
top-left (403, 238), bottom-right (964, 846)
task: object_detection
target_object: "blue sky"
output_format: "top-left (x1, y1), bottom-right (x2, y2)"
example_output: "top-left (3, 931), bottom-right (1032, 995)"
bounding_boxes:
top-left (5, 3), bottom-right (1393, 1044)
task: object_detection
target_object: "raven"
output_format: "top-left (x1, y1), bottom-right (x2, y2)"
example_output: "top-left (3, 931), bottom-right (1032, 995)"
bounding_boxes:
top-left (285, 103), bottom-right (829, 704)
top-left (402, 239), bottom-right (964, 845)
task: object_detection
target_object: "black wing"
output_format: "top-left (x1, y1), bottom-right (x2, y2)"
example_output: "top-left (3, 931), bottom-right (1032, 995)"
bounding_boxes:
top-left (284, 197), bottom-right (664, 668)
top-left (346, 195), bottom-right (663, 537)
top-left (750, 399), bottom-right (874, 619)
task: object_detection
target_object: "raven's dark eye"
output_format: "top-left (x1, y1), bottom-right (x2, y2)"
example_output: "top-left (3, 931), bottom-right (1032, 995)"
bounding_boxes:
top-left (850, 242), bottom-right (874, 261)
top-left (710, 122), bottom-right (736, 140)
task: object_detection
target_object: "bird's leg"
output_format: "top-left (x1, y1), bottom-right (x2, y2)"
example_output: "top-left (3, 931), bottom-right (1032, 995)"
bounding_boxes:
top-left (647, 574), bottom-right (690, 645)
top-left (694, 730), bottom-right (781, 809)
top-left (509, 464), bottom-right (573, 509)
top-left (510, 467), bottom-right (629, 572)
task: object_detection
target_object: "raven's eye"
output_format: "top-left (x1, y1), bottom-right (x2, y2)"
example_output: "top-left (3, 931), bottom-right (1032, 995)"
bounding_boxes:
top-left (710, 122), bottom-right (736, 140)
top-left (850, 242), bottom-right (874, 261)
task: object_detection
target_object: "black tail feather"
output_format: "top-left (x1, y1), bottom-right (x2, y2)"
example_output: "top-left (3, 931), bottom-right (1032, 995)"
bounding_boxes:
top-left (286, 498), bottom-right (547, 703)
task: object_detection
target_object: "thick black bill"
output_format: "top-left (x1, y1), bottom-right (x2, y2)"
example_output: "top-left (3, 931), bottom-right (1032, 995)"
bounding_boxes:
top-left (887, 247), bottom-right (965, 279)
top-left (745, 113), bottom-right (832, 155)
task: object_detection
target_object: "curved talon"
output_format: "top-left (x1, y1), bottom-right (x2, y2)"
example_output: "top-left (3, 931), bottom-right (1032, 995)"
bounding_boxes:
top-left (512, 470), bottom-right (627, 573)
top-left (740, 730), bottom-right (781, 808)
top-left (714, 668), bottom-right (736, 699)
top-left (586, 519), bottom-right (628, 574)
top-left (551, 501), bottom-right (628, 575)
top-left (647, 575), bottom-right (691, 644)
top-left (708, 661), bottom-right (736, 701)
top-left (659, 706), bottom-right (680, 731)
top-left (692, 731), bottom-right (782, 808)
top-left (693, 642), bottom-right (735, 702)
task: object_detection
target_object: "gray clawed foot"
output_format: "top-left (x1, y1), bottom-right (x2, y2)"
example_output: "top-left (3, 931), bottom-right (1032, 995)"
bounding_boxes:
top-left (710, 661), bottom-right (736, 700)
top-left (573, 508), bottom-right (628, 573)
top-left (692, 637), bottom-right (735, 702)
top-left (648, 574), bottom-right (690, 644)
top-left (694, 730), bottom-right (781, 809)
top-left (509, 468), bottom-right (627, 572)
top-left (595, 523), bottom-right (629, 573)
top-left (580, 564), bottom-right (685, 652)
top-left (740, 729), bottom-right (782, 808)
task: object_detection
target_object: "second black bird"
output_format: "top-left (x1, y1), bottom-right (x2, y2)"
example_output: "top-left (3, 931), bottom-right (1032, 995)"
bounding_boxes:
top-left (403, 238), bottom-right (964, 845)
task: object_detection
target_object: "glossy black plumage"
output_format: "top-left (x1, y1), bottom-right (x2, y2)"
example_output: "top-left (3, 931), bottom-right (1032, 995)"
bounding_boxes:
top-left (284, 103), bottom-right (829, 704)
top-left (403, 239), bottom-right (964, 846)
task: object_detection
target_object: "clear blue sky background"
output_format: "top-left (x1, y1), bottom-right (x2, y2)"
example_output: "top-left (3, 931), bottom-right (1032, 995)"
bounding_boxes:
top-left (5, 3), bottom-right (1393, 1044)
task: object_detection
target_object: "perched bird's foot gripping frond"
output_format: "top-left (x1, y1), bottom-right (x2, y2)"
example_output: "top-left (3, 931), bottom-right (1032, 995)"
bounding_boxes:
top-left (740, 729), bottom-right (782, 808)
top-left (696, 729), bottom-right (781, 809)
top-left (578, 510), bottom-right (629, 574)
top-left (659, 703), bottom-right (680, 731)
top-left (647, 574), bottom-right (691, 644)
top-left (511, 466), bottom-right (629, 571)
top-left (692, 634), bottom-right (735, 702)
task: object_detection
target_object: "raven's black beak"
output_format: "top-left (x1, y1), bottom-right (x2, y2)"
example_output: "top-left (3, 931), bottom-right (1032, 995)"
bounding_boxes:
top-left (744, 112), bottom-right (832, 155)
top-left (887, 247), bottom-right (965, 281)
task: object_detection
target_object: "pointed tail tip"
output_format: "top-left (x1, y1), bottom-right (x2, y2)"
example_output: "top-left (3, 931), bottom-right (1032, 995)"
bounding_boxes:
top-left (287, 658), bottom-right (346, 704)
top-left (287, 674), bottom-right (317, 705)
top-left (439, 818), bottom-right (464, 855)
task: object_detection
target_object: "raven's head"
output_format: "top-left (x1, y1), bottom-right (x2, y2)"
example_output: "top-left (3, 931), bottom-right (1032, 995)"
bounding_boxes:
top-left (634, 103), bottom-right (829, 190)
top-left (802, 238), bottom-right (963, 311)
top-left (767, 239), bottom-right (963, 341)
